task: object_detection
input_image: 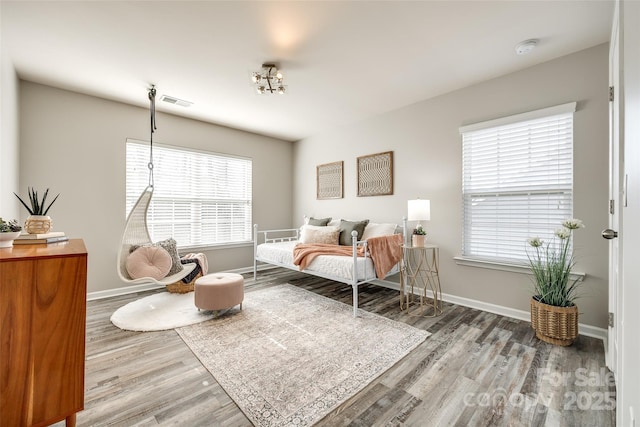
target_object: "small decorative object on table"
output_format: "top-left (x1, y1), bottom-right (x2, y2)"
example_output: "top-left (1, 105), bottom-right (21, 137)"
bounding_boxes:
top-left (0, 218), bottom-right (22, 248)
top-left (526, 218), bottom-right (585, 346)
top-left (412, 224), bottom-right (427, 247)
top-left (14, 187), bottom-right (60, 234)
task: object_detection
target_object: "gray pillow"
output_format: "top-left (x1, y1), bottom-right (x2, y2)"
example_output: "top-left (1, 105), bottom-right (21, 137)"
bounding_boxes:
top-left (155, 238), bottom-right (183, 276)
top-left (308, 217), bottom-right (332, 226)
top-left (338, 219), bottom-right (370, 246)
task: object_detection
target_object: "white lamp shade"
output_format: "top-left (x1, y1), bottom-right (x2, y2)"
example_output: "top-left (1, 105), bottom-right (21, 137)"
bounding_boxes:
top-left (408, 199), bottom-right (431, 221)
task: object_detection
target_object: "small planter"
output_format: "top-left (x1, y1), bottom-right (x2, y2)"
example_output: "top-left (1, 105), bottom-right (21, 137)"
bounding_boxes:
top-left (412, 234), bottom-right (427, 247)
top-left (530, 296), bottom-right (578, 346)
top-left (24, 215), bottom-right (52, 234)
top-left (0, 231), bottom-right (21, 248)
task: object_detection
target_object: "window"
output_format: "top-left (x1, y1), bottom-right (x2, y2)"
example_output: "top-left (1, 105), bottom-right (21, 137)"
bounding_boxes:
top-left (126, 140), bottom-right (252, 248)
top-left (460, 103), bottom-right (576, 263)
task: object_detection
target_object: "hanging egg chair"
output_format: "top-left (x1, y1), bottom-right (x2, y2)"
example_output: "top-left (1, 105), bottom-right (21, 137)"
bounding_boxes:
top-left (116, 87), bottom-right (196, 285)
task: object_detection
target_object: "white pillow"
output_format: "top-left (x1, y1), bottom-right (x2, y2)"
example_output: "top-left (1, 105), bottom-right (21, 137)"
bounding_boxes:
top-left (361, 223), bottom-right (398, 240)
top-left (327, 219), bottom-right (340, 227)
top-left (299, 225), bottom-right (340, 244)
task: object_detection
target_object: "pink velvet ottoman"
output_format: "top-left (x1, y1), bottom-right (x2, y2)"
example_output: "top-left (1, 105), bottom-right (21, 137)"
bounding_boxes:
top-left (194, 272), bottom-right (244, 312)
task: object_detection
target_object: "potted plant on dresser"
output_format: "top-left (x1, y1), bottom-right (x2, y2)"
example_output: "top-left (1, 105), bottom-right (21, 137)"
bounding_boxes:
top-left (14, 187), bottom-right (60, 234)
top-left (0, 218), bottom-right (22, 248)
top-left (526, 218), bottom-right (585, 346)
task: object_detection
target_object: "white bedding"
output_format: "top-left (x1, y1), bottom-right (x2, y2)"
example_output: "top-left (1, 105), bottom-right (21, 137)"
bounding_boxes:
top-left (256, 241), bottom-right (378, 282)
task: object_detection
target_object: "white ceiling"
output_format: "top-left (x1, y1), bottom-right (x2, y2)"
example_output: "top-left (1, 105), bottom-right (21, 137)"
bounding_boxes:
top-left (1, 1), bottom-right (613, 142)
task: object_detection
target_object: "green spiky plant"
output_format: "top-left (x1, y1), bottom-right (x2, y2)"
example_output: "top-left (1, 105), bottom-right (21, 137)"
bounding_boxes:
top-left (526, 218), bottom-right (585, 307)
top-left (14, 187), bottom-right (60, 216)
top-left (0, 218), bottom-right (22, 233)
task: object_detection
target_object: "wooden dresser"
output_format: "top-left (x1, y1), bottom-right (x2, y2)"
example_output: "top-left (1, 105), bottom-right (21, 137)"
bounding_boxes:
top-left (0, 239), bottom-right (87, 427)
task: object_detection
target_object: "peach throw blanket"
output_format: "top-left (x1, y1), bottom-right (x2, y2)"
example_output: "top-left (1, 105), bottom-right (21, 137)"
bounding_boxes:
top-left (293, 234), bottom-right (403, 279)
top-left (367, 234), bottom-right (403, 279)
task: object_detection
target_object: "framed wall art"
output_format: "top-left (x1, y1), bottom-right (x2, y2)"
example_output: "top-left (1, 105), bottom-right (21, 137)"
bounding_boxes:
top-left (357, 151), bottom-right (393, 197)
top-left (316, 161), bottom-right (344, 199)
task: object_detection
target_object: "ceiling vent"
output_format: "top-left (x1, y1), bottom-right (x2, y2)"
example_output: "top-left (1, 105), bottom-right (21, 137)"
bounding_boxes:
top-left (160, 95), bottom-right (193, 107)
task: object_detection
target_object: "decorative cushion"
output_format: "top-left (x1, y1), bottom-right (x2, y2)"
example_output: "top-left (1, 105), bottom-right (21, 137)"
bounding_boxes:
top-left (155, 238), bottom-right (184, 276)
top-left (126, 246), bottom-right (172, 280)
top-left (131, 237), bottom-right (184, 276)
top-left (307, 217), bottom-right (332, 226)
top-left (338, 219), bottom-right (370, 246)
top-left (362, 223), bottom-right (398, 240)
top-left (299, 225), bottom-right (340, 245)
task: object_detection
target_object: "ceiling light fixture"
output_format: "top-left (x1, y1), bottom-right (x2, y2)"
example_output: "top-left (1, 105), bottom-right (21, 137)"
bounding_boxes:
top-left (252, 63), bottom-right (286, 95)
top-left (515, 39), bottom-right (539, 55)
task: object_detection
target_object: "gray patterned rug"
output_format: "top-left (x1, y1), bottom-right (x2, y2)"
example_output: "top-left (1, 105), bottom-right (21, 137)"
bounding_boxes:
top-left (176, 284), bottom-right (430, 426)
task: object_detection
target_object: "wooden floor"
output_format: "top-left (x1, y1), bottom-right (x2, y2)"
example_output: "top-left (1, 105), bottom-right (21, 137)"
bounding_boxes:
top-left (59, 268), bottom-right (615, 426)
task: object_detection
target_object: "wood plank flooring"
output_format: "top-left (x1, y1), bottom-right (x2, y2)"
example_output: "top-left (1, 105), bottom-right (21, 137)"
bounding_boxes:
top-left (56, 268), bottom-right (615, 426)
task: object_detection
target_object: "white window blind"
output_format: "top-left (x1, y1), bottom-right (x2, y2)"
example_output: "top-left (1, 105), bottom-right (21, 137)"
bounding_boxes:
top-left (460, 103), bottom-right (575, 262)
top-left (126, 140), bottom-right (252, 248)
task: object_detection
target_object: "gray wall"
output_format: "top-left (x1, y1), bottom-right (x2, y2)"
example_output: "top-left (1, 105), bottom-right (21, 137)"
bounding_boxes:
top-left (293, 44), bottom-right (609, 328)
top-left (19, 82), bottom-right (293, 294)
top-left (0, 45), bottom-right (19, 219)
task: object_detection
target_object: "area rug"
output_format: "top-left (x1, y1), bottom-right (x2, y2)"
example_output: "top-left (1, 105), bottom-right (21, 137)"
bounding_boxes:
top-left (110, 291), bottom-right (216, 331)
top-left (176, 284), bottom-right (430, 426)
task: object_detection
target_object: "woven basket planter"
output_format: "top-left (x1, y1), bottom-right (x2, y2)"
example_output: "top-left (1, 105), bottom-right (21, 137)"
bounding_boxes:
top-left (166, 271), bottom-right (202, 294)
top-left (24, 215), bottom-right (52, 234)
top-left (530, 296), bottom-right (578, 346)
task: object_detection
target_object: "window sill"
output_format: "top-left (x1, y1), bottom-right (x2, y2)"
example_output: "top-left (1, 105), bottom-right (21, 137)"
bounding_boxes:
top-left (453, 256), bottom-right (586, 281)
top-left (178, 241), bottom-right (253, 253)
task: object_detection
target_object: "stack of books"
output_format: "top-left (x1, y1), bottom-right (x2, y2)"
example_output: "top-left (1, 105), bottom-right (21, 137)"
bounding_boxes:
top-left (14, 231), bottom-right (69, 245)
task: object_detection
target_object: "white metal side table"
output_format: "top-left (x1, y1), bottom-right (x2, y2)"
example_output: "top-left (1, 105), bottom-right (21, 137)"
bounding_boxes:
top-left (400, 243), bottom-right (442, 317)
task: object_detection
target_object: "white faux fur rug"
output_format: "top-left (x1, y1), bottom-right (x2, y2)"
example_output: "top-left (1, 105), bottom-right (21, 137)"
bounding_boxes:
top-left (177, 284), bottom-right (430, 426)
top-left (110, 291), bottom-right (217, 331)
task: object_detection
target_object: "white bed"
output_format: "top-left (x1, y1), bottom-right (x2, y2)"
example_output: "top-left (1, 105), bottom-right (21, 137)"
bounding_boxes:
top-left (253, 223), bottom-right (401, 316)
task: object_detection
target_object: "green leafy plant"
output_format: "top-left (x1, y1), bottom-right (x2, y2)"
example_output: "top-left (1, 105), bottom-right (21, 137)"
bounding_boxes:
top-left (14, 187), bottom-right (60, 216)
top-left (413, 224), bottom-right (427, 235)
top-left (526, 218), bottom-right (585, 307)
top-left (0, 218), bottom-right (22, 233)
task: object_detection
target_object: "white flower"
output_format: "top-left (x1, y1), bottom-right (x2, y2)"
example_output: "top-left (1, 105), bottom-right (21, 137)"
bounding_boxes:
top-left (555, 228), bottom-right (571, 240)
top-left (528, 237), bottom-right (544, 247)
top-left (562, 218), bottom-right (585, 230)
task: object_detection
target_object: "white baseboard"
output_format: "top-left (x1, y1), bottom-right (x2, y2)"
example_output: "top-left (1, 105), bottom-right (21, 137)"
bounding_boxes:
top-left (372, 279), bottom-right (607, 342)
top-left (86, 265), bottom-right (274, 301)
top-left (87, 282), bottom-right (165, 301)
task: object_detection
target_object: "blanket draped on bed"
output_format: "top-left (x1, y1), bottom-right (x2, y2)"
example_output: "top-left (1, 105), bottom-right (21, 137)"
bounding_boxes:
top-left (293, 234), bottom-right (402, 279)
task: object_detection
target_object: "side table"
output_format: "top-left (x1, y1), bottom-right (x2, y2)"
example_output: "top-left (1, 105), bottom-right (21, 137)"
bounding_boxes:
top-left (400, 243), bottom-right (442, 317)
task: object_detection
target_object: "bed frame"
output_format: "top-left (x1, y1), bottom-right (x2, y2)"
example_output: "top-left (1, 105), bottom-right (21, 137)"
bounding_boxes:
top-left (253, 224), bottom-right (399, 317)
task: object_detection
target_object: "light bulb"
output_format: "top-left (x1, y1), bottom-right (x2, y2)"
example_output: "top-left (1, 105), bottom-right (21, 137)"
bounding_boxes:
top-left (278, 86), bottom-right (285, 94)
top-left (257, 86), bottom-right (265, 94)
top-left (251, 72), bottom-right (261, 83)
top-left (276, 70), bottom-right (283, 80)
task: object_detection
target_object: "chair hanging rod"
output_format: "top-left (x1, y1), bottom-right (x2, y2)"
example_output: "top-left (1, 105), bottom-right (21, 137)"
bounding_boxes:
top-left (148, 85), bottom-right (157, 187)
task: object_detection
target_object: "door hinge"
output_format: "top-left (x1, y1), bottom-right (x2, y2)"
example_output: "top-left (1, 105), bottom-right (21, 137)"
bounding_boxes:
top-left (609, 312), bottom-right (614, 328)
top-left (610, 199), bottom-right (615, 214)
top-left (609, 86), bottom-right (615, 102)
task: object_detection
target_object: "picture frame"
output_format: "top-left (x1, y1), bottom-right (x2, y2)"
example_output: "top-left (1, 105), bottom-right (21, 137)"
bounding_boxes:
top-left (316, 161), bottom-right (344, 199)
top-left (357, 151), bottom-right (393, 197)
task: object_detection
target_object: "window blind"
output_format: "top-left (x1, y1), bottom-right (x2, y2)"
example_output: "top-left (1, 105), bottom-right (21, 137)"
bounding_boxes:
top-left (126, 140), bottom-right (252, 248)
top-left (461, 106), bottom-right (574, 262)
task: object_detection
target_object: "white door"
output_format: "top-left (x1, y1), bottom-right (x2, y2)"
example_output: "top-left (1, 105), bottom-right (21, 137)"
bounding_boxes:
top-left (605, 1), bottom-right (622, 377)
